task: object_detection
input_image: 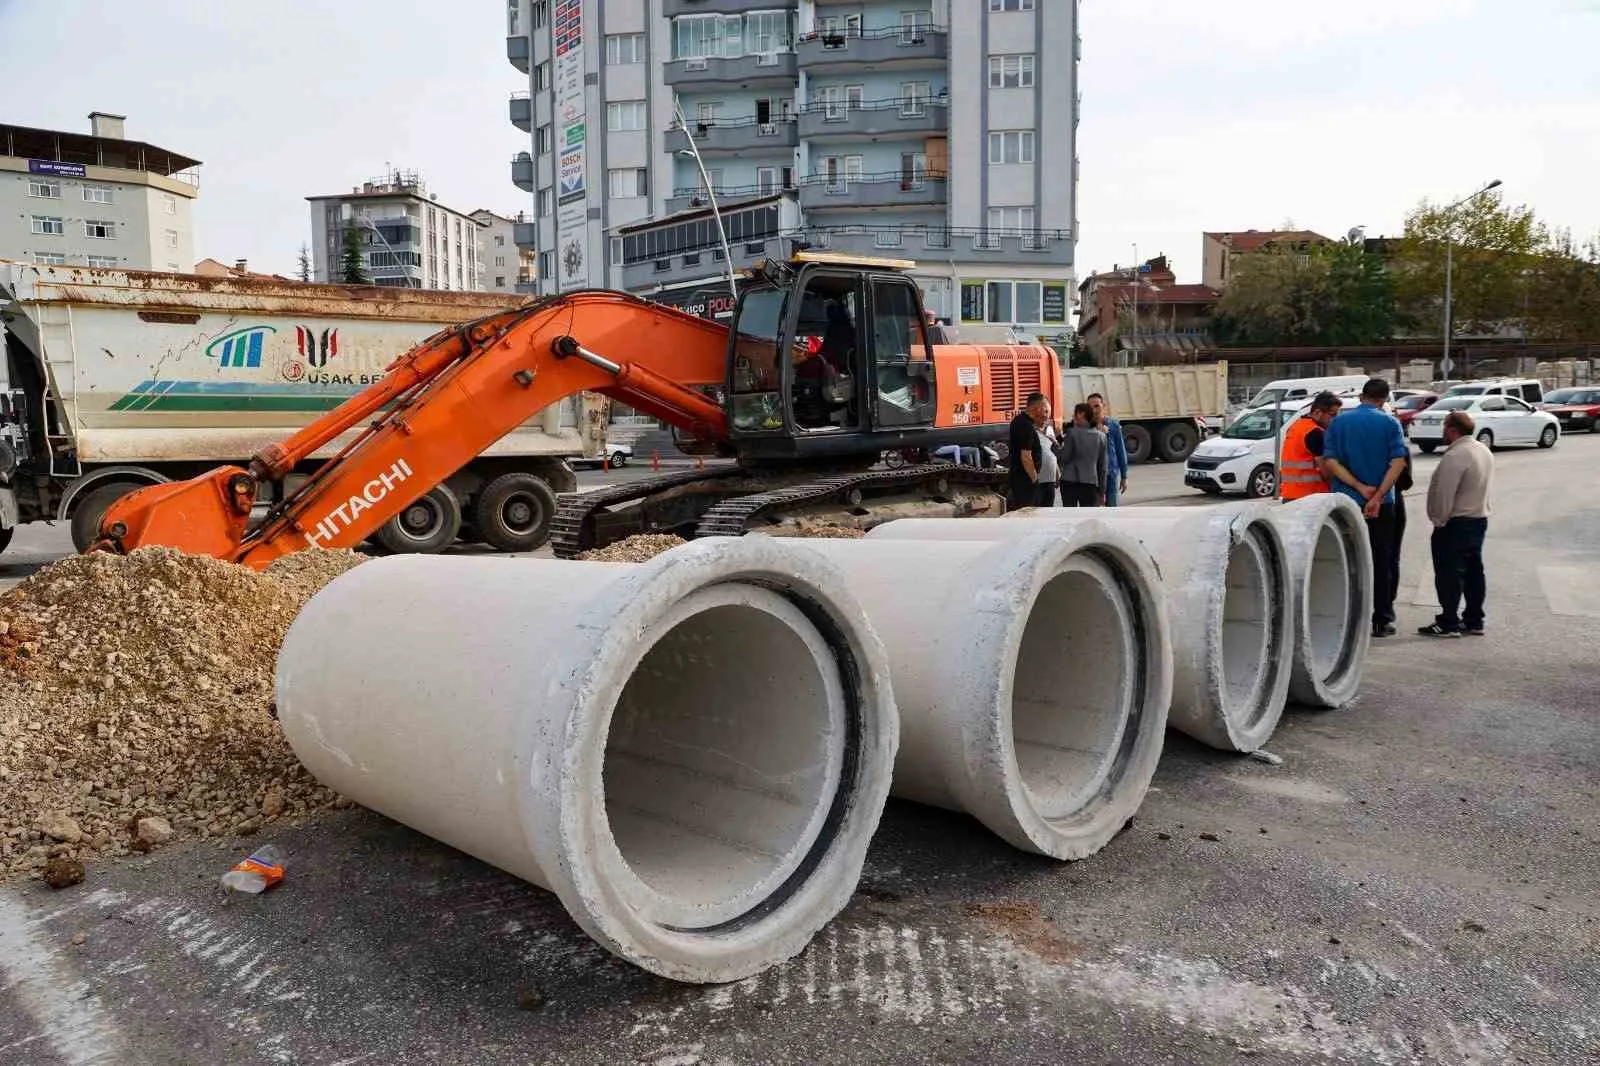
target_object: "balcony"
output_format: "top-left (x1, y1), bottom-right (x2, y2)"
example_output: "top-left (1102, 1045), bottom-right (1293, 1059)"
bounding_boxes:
top-left (513, 221), bottom-right (537, 248)
top-left (620, 237), bottom-right (783, 292)
top-left (798, 97), bottom-right (948, 140)
top-left (665, 116), bottom-right (798, 157)
top-left (511, 154), bottom-right (534, 191)
top-left (664, 0), bottom-right (793, 13)
top-left (509, 92), bottom-right (531, 132)
top-left (797, 25), bottom-right (948, 73)
top-left (507, 35), bottom-right (530, 73)
top-left (664, 183), bottom-right (786, 217)
top-left (797, 172), bottom-right (948, 211)
top-left (799, 226), bottom-right (1075, 267)
top-left (663, 52), bottom-right (798, 93)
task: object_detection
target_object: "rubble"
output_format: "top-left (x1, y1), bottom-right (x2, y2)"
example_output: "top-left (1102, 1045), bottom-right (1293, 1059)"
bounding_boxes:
top-left (0, 547), bottom-right (368, 882)
top-left (761, 524), bottom-right (867, 539)
top-left (577, 534), bottom-right (686, 562)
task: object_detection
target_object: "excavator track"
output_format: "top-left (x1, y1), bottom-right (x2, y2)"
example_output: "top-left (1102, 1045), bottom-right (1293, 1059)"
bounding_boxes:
top-left (549, 466), bottom-right (745, 558)
top-left (694, 463), bottom-right (1006, 539)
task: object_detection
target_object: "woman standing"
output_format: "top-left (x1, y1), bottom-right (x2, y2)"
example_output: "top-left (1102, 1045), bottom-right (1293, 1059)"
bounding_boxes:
top-left (1054, 403), bottom-right (1108, 507)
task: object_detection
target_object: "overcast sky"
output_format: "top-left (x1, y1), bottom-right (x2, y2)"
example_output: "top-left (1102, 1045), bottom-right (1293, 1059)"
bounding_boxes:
top-left (2, 0), bottom-right (1596, 285)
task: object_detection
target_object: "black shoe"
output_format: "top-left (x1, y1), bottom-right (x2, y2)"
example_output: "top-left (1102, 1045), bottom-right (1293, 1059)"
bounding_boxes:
top-left (1372, 622), bottom-right (1397, 638)
top-left (1462, 626), bottom-right (1485, 636)
top-left (1417, 623), bottom-right (1460, 638)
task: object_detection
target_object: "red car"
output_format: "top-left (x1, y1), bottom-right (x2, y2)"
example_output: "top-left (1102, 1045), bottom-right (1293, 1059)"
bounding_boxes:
top-left (1539, 387), bottom-right (1600, 433)
top-left (1393, 392), bottom-right (1440, 434)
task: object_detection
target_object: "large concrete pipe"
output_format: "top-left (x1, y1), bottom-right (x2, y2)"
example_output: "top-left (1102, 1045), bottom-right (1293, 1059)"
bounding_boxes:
top-left (789, 524), bottom-right (1171, 859)
top-left (274, 538), bottom-right (898, 984)
top-left (1266, 493), bottom-right (1373, 708)
top-left (870, 507), bottom-right (1292, 753)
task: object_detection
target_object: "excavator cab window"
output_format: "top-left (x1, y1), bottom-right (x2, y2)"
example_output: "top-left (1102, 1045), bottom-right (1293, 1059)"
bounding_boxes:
top-left (728, 284), bottom-right (789, 432)
top-left (867, 276), bottom-right (937, 429)
top-left (788, 272), bottom-right (862, 432)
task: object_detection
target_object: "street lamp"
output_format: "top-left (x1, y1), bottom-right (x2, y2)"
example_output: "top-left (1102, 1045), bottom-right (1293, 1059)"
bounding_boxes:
top-left (672, 100), bottom-right (738, 304)
top-left (1441, 178), bottom-right (1502, 380)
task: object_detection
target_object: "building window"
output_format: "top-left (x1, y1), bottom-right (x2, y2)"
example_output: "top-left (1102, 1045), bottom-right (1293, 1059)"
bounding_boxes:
top-left (83, 185), bottom-right (114, 204)
top-left (536, 124), bottom-right (553, 154)
top-left (537, 188), bottom-right (554, 215)
top-left (86, 255), bottom-right (118, 267)
top-left (988, 54), bottom-right (1035, 88)
top-left (745, 10), bottom-right (793, 54)
top-left (975, 280), bottom-right (1043, 323)
top-left (532, 0), bottom-right (548, 28)
top-left (674, 14), bottom-right (735, 59)
top-left (960, 281), bottom-right (985, 322)
top-left (495, 234), bottom-right (505, 246)
top-left (987, 206), bottom-right (1036, 233)
top-left (534, 61), bottom-right (550, 91)
top-left (539, 250), bottom-right (553, 277)
top-left (494, 255), bottom-right (506, 266)
top-left (989, 0), bottom-right (1034, 10)
top-left (33, 252), bottom-right (66, 265)
top-left (164, 229), bottom-right (179, 248)
top-left (900, 10), bottom-right (931, 43)
top-left (606, 100), bottom-right (647, 131)
top-left (605, 33), bottom-right (645, 64)
top-left (28, 180), bottom-right (61, 199)
top-left (987, 131), bottom-right (1035, 164)
top-left (608, 167), bottom-right (648, 198)
top-left (31, 216), bottom-right (65, 236)
top-left (163, 193), bottom-right (177, 215)
top-left (900, 82), bottom-right (930, 116)
top-left (84, 220), bottom-right (116, 240)
top-left (495, 275), bottom-right (506, 287)
top-left (756, 166), bottom-right (779, 194)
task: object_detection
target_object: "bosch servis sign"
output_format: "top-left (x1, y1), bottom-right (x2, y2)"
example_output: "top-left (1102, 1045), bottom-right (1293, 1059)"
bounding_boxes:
top-left (202, 322), bottom-right (403, 385)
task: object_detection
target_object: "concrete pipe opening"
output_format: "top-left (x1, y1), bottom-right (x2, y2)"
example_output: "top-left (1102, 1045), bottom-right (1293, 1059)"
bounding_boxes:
top-left (1269, 494), bottom-right (1373, 708)
top-left (274, 540), bottom-right (897, 984)
top-left (1306, 522), bottom-right (1353, 679)
top-left (1221, 531), bottom-right (1275, 730)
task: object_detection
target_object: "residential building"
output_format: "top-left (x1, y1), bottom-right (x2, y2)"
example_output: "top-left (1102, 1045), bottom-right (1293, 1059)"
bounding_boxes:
top-left (505, 0), bottom-right (1078, 334)
top-left (1201, 229), bottom-right (1331, 291)
top-left (307, 171), bottom-right (482, 290)
top-left (470, 208), bottom-right (538, 294)
top-left (1075, 256), bottom-right (1219, 365)
top-left (0, 112), bottom-right (199, 272)
top-left (193, 258), bottom-right (289, 281)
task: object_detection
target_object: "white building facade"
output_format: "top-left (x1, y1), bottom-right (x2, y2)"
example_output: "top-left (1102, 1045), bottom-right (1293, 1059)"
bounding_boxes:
top-left (470, 208), bottom-right (538, 294)
top-left (506, 0), bottom-right (1077, 335)
top-left (308, 171), bottom-right (483, 290)
top-left (0, 113), bottom-right (199, 273)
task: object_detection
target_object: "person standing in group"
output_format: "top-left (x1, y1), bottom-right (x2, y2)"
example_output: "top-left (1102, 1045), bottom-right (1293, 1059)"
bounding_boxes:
top-left (1321, 378), bottom-right (1409, 637)
top-left (1279, 391), bottom-right (1342, 499)
top-left (1054, 403), bottom-right (1108, 507)
top-left (1419, 410), bottom-right (1494, 637)
top-left (1087, 393), bottom-right (1130, 506)
top-left (1035, 416), bottom-right (1060, 507)
top-left (1007, 392), bottom-right (1052, 511)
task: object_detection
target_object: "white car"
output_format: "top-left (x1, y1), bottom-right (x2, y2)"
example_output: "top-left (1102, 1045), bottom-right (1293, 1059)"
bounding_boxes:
top-left (570, 442), bottom-right (633, 468)
top-left (1410, 395), bottom-right (1560, 453)
top-left (1184, 402), bottom-right (1303, 498)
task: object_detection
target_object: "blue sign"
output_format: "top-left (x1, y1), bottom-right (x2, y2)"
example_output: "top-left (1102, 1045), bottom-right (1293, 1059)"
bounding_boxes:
top-left (29, 159), bottom-right (87, 177)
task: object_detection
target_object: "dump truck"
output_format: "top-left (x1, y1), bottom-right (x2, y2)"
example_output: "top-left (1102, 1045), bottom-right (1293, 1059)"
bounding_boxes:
top-left (1059, 363), bottom-right (1229, 463)
top-left (0, 261), bottom-right (603, 555)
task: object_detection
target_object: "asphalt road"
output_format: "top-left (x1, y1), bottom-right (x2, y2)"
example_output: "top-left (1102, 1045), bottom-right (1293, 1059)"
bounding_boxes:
top-left (2, 441), bottom-right (1598, 1065)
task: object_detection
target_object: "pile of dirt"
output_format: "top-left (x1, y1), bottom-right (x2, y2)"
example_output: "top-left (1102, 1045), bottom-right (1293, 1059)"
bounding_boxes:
top-left (578, 534), bottom-right (686, 563)
top-left (0, 547), bottom-right (367, 882)
top-left (762, 524), bottom-right (867, 539)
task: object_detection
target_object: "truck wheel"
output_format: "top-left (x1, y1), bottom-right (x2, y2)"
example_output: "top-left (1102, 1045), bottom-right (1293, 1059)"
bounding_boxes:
top-left (70, 482), bottom-right (144, 553)
top-left (471, 473), bottom-right (556, 553)
top-left (1123, 424), bottom-right (1153, 464)
top-left (375, 485), bottom-right (462, 555)
top-left (1156, 421), bottom-right (1200, 461)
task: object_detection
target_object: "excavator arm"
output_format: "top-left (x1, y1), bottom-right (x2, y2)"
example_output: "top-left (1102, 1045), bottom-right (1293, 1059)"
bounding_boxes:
top-left (97, 291), bottom-right (734, 569)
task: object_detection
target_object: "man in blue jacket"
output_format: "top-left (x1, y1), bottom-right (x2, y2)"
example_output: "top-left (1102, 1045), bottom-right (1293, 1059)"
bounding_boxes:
top-left (1087, 393), bottom-right (1129, 506)
top-left (1322, 378), bottom-right (1410, 637)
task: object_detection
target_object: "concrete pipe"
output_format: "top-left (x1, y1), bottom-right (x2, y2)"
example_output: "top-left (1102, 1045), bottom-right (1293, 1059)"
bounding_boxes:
top-left (796, 525), bottom-right (1171, 859)
top-left (870, 507), bottom-right (1292, 753)
top-left (274, 539), bottom-right (898, 984)
top-left (1266, 493), bottom-right (1373, 708)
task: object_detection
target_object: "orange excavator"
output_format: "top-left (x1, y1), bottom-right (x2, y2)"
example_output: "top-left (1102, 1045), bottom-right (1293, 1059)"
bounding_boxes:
top-left (94, 253), bottom-right (1061, 568)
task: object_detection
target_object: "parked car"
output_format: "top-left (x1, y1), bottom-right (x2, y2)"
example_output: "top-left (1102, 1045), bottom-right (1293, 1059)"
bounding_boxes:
top-left (1242, 375), bottom-right (1370, 411)
top-left (1410, 395), bottom-right (1560, 452)
top-left (1538, 387), bottom-right (1600, 433)
top-left (1184, 402), bottom-right (1303, 498)
top-left (1442, 378), bottom-right (1545, 404)
top-left (570, 442), bottom-right (633, 469)
top-left (1392, 391), bottom-right (1441, 434)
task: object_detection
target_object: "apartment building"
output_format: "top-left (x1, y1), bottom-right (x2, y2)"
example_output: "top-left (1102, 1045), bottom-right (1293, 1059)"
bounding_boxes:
top-left (506, 0), bottom-right (1077, 334)
top-left (470, 208), bottom-right (538, 293)
top-left (307, 171), bottom-right (482, 290)
top-left (0, 113), bottom-right (199, 272)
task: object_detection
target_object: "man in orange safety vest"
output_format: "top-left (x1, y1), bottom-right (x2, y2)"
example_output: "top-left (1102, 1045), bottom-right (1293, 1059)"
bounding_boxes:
top-left (1279, 391), bottom-right (1343, 500)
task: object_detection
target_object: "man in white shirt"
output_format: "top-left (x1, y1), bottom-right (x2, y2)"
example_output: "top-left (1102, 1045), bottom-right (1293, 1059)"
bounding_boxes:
top-left (1419, 410), bottom-right (1494, 637)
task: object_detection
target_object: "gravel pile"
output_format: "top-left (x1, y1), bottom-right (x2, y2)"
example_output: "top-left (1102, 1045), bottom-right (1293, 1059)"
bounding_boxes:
top-left (578, 534), bottom-right (686, 563)
top-left (0, 547), bottom-right (366, 883)
top-left (762, 524), bottom-right (867, 539)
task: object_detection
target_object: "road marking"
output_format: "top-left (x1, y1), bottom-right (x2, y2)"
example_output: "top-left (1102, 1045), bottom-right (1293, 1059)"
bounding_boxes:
top-left (1537, 566), bottom-right (1600, 618)
top-left (0, 893), bottom-right (129, 1065)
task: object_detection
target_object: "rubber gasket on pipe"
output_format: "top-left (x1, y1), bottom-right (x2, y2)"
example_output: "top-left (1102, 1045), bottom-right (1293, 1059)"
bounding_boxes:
top-left (870, 506), bottom-right (1293, 753)
top-left (273, 538), bottom-right (898, 984)
top-left (800, 523), bottom-right (1171, 859)
top-left (1266, 493), bottom-right (1373, 708)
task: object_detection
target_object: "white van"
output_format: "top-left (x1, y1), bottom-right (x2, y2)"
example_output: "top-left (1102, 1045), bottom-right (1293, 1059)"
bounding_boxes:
top-left (1185, 400), bottom-right (1307, 498)
top-left (1443, 378), bottom-right (1544, 405)
top-left (1243, 375), bottom-right (1370, 411)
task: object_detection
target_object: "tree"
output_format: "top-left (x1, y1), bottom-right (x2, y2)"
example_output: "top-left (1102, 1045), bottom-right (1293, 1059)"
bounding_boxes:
top-left (1211, 238), bottom-right (1396, 347)
top-left (1522, 231), bottom-right (1600, 341)
top-left (1392, 193), bottom-right (1547, 338)
top-left (338, 228), bottom-right (369, 285)
top-left (296, 243), bottom-right (312, 283)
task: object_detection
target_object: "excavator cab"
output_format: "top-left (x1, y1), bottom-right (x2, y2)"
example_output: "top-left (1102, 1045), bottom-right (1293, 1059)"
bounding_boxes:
top-left (726, 253), bottom-right (938, 459)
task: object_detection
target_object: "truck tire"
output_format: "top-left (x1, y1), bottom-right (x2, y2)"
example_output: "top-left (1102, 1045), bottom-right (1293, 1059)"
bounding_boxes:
top-left (1156, 421), bottom-right (1200, 461)
top-left (70, 482), bottom-right (144, 553)
top-left (471, 472), bottom-right (556, 553)
top-left (375, 485), bottom-right (462, 555)
top-left (1123, 424), bottom-right (1153, 465)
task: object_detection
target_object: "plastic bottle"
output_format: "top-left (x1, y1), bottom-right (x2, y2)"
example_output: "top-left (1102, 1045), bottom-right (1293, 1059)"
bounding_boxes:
top-left (220, 844), bottom-right (287, 894)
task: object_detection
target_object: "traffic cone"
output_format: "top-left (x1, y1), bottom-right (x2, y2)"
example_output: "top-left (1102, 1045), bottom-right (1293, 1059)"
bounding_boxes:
top-left (652, 450), bottom-right (661, 472)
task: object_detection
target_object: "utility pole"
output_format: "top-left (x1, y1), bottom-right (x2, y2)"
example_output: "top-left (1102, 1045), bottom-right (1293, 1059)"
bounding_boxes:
top-left (1440, 178), bottom-right (1502, 381)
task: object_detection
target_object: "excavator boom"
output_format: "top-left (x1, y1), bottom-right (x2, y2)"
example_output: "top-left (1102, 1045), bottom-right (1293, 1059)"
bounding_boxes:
top-left (98, 292), bottom-right (734, 568)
